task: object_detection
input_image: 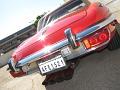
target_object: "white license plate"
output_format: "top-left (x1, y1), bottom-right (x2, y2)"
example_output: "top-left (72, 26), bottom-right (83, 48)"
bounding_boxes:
top-left (38, 55), bottom-right (66, 74)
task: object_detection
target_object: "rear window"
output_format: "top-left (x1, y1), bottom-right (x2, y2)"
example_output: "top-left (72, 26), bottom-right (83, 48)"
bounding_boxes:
top-left (37, 0), bottom-right (85, 31)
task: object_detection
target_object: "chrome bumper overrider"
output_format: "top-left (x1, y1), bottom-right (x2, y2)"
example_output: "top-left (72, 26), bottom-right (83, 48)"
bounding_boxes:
top-left (9, 14), bottom-right (115, 69)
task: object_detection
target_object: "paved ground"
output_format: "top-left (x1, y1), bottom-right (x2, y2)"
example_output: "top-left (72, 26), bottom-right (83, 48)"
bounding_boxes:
top-left (46, 48), bottom-right (120, 90)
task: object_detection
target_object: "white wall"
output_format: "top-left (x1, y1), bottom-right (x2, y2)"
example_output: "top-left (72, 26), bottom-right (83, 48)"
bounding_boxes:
top-left (0, 50), bottom-right (14, 68)
top-left (89, 0), bottom-right (120, 22)
top-left (89, 0), bottom-right (113, 4)
top-left (89, 0), bottom-right (120, 11)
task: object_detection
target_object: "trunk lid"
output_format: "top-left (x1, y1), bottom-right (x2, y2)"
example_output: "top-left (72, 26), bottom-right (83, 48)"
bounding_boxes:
top-left (13, 9), bottom-right (87, 61)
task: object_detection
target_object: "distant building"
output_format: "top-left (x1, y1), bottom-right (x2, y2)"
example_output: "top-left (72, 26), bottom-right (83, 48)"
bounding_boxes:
top-left (63, 0), bottom-right (90, 5)
top-left (64, 0), bottom-right (70, 2)
top-left (0, 24), bottom-right (36, 55)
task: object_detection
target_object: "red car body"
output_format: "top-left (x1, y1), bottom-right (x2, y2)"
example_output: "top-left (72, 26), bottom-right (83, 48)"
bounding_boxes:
top-left (8, 0), bottom-right (118, 77)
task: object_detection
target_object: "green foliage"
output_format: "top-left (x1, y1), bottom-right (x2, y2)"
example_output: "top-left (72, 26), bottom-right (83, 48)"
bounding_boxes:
top-left (34, 12), bottom-right (46, 28)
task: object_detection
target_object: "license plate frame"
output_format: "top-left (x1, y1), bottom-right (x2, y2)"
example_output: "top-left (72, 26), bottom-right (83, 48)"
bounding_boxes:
top-left (38, 55), bottom-right (66, 75)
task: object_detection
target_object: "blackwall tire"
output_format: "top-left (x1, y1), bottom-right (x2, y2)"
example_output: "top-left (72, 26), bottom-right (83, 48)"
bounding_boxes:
top-left (108, 30), bottom-right (120, 51)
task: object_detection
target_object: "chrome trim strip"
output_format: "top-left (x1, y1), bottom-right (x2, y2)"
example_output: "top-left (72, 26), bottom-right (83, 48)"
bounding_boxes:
top-left (16, 14), bottom-right (115, 67)
top-left (16, 39), bottom-right (69, 67)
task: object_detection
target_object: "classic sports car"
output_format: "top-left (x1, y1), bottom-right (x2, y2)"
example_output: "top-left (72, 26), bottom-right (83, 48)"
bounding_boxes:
top-left (8, 0), bottom-right (120, 85)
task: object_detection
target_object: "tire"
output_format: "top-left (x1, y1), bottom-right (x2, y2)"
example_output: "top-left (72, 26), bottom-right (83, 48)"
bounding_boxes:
top-left (108, 30), bottom-right (120, 51)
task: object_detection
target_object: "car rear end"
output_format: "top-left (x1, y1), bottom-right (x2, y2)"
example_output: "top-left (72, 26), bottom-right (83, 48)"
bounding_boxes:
top-left (37, 15), bottom-right (117, 75)
top-left (8, 1), bottom-right (119, 77)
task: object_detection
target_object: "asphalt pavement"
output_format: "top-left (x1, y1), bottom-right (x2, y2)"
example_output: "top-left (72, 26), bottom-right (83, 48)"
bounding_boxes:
top-left (46, 48), bottom-right (120, 90)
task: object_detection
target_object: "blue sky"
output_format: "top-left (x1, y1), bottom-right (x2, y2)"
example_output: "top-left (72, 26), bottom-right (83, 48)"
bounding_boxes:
top-left (0, 0), bottom-right (64, 40)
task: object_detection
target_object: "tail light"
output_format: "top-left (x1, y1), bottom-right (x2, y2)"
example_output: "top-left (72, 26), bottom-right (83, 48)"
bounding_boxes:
top-left (83, 28), bottom-right (109, 49)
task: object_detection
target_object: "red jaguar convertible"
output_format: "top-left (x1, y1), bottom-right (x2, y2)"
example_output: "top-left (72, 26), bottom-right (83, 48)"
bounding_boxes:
top-left (8, 0), bottom-right (120, 85)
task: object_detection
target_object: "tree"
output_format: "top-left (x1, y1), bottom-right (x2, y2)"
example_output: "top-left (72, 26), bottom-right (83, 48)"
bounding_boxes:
top-left (34, 12), bottom-right (46, 28)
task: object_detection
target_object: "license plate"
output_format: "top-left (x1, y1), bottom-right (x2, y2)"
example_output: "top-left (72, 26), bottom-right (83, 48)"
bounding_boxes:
top-left (38, 55), bottom-right (66, 74)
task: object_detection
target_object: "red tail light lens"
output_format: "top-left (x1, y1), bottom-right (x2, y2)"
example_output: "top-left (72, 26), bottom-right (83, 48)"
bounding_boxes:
top-left (83, 28), bottom-right (109, 49)
top-left (99, 33), bottom-right (108, 42)
top-left (89, 37), bottom-right (98, 45)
